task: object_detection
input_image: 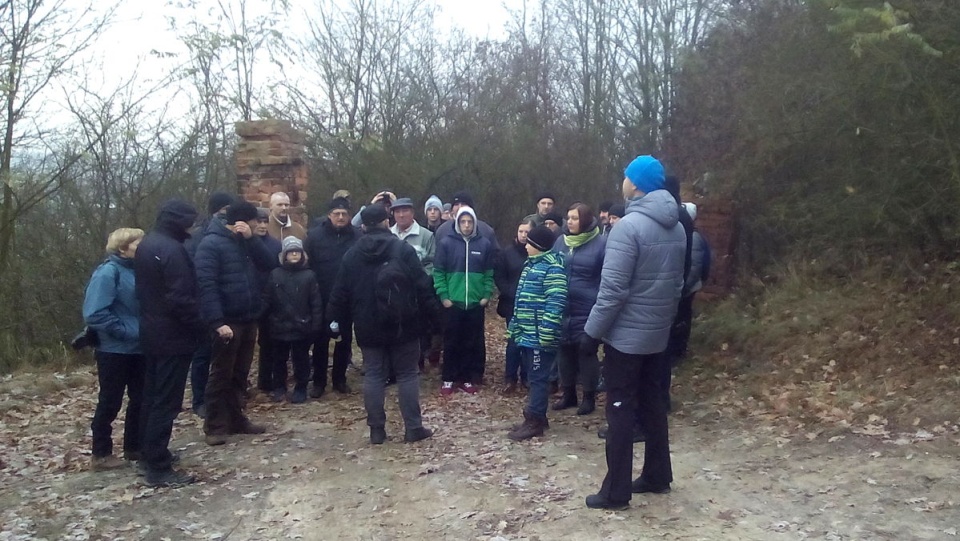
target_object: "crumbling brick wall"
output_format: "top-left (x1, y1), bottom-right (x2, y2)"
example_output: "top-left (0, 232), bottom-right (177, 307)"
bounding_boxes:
top-left (692, 198), bottom-right (736, 298)
top-left (235, 120), bottom-right (308, 224)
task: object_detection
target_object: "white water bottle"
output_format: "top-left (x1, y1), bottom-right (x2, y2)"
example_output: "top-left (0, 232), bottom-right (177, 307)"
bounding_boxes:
top-left (329, 321), bottom-right (342, 342)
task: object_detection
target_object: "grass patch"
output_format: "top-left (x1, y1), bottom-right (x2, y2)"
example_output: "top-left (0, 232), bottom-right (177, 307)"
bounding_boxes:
top-left (683, 259), bottom-right (960, 432)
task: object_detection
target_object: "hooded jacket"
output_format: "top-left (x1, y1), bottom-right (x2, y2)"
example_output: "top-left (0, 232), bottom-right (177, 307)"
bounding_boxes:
top-left (507, 250), bottom-right (567, 351)
top-left (83, 255), bottom-right (141, 355)
top-left (264, 257), bottom-right (324, 341)
top-left (326, 228), bottom-right (441, 347)
top-left (135, 200), bottom-right (205, 356)
top-left (584, 190), bottom-right (686, 354)
top-left (553, 219), bottom-right (606, 342)
top-left (195, 218), bottom-right (278, 328)
top-left (433, 207), bottom-right (495, 309)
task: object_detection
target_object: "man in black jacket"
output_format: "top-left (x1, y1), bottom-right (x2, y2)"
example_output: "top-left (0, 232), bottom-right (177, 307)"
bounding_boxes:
top-left (135, 199), bottom-right (205, 487)
top-left (304, 197), bottom-right (359, 397)
top-left (195, 200), bottom-right (277, 446)
top-left (327, 205), bottom-right (442, 445)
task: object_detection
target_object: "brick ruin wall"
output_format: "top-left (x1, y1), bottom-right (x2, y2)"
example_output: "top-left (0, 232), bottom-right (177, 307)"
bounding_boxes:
top-left (235, 120), bottom-right (308, 225)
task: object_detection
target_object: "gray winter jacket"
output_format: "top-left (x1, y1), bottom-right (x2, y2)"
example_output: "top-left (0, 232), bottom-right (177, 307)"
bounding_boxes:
top-left (584, 190), bottom-right (686, 355)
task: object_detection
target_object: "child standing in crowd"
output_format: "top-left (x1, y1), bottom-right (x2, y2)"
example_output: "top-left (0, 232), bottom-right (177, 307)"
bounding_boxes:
top-left (264, 237), bottom-right (324, 403)
top-left (507, 225), bottom-right (567, 440)
top-left (434, 206), bottom-right (495, 395)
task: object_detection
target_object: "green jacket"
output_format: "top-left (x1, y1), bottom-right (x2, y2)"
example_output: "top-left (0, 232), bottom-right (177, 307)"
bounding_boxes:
top-left (433, 215), bottom-right (495, 309)
top-left (508, 250), bottom-right (567, 351)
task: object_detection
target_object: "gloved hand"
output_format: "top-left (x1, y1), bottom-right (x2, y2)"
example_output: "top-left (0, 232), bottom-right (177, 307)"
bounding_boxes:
top-left (579, 334), bottom-right (601, 357)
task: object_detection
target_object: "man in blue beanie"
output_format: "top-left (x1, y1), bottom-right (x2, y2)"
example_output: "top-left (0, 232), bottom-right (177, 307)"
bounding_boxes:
top-left (582, 154), bottom-right (686, 509)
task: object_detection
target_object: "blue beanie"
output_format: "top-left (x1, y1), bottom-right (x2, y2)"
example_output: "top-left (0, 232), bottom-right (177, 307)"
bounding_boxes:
top-left (624, 155), bottom-right (665, 194)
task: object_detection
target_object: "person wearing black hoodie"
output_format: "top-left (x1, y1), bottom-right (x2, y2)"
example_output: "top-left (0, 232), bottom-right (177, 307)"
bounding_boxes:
top-left (494, 218), bottom-right (533, 393)
top-left (326, 205), bottom-right (442, 444)
top-left (135, 199), bottom-right (206, 487)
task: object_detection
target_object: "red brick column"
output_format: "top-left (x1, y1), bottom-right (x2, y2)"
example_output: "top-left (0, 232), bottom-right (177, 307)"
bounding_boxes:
top-left (694, 198), bottom-right (737, 298)
top-left (235, 120), bottom-right (308, 224)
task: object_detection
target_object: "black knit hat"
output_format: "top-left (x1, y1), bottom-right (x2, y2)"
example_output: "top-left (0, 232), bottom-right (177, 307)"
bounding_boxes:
top-left (535, 191), bottom-right (556, 204)
top-left (609, 203), bottom-right (625, 218)
top-left (207, 191), bottom-right (234, 216)
top-left (327, 196), bottom-right (351, 213)
top-left (450, 191), bottom-right (475, 208)
top-left (526, 225), bottom-right (556, 252)
top-left (226, 200), bottom-right (259, 225)
top-left (543, 211), bottom-right (564, 225)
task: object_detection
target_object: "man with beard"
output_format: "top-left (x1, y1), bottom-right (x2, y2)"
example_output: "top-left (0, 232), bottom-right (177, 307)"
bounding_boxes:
top-left (304, 197), bottom-right (360, 397)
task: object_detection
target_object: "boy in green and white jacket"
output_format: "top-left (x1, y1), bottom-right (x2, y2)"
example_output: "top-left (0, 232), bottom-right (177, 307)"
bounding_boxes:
top-left (507, 225), bottom-right (568, 440)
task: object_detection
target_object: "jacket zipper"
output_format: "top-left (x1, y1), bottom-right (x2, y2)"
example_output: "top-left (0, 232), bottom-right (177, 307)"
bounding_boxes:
top-left (464, 237), bottom-right (470, 306)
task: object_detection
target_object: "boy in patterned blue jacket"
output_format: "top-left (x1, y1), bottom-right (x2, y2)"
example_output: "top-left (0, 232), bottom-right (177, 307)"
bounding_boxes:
top-left (507, 225), bottom-right (567, 441)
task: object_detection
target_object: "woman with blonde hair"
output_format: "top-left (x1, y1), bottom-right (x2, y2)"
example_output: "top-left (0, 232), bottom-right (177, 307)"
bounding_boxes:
top-left (82, 227), bottom-right (145, 471)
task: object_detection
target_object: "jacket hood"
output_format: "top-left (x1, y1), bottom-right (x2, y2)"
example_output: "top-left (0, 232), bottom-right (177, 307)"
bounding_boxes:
top-left (626, 189), bottom-right (679, 228)
top-left (156, 199), bottom-right (198, 240)
top-left (454, 207), bottom-right (479, 239)
top-left (356, 228), bottom-right (397, 263)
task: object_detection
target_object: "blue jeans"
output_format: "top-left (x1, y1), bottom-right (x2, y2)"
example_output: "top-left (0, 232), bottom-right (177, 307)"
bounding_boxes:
top-left (521, 347), bottom-right (556, 417)
top-left (504, 337), bottom-right (527, 384)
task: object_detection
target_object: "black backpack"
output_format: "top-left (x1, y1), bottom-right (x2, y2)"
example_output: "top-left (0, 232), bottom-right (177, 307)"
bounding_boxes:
top-left (375, 241), bottom-right (420, 337)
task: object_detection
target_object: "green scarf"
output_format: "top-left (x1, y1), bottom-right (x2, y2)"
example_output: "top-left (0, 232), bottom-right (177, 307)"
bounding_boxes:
top-left (564, 226), bottom-right (599, 250)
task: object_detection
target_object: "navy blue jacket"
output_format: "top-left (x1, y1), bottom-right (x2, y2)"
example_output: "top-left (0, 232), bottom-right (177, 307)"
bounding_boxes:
top-left (195, 219), bottom-right (277, 329)
top-left (494, 240), bottom-right (527, 320)
top-left (135, 200), bottom-right (206, 356)
top-left (553, 225), bottom-right (606, 343)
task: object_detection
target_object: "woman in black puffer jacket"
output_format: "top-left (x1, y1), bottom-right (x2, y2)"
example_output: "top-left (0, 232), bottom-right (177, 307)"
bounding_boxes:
top-left (552, 203), bottom-right (606, 415)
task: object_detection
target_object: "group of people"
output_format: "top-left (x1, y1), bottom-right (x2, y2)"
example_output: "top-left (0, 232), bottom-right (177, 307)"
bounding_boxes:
top-left (81, 154), bottom-right (710, 510)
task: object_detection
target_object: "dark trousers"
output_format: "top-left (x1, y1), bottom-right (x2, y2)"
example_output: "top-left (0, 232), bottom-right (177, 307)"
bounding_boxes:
top-left (273, 339), bottom-right (311, 392)
top-left (441, 305), bottom-right (486, 383)
top-left (91, 351), bottom-right (145, 458)
top-left (361, 340), bottom-right (423, 430)
top-left (663, 293), bottom-right (695, 410)
top-left (204, 321), bottom-right (258, 435)
top-left (504, 317), bottom-right (527, 384)
top-left (189, 339), bottom-right (212, 411)
top-left (140, 353), bottom-right (191, 474)
top-left (598, 346), bottom-right (672, 503)
top-left (312, 325), bottom-right (351, 390)
top-left (556, 340), bottom-right (600, 392)
top-left (257, 315), bottom-right (275, 391)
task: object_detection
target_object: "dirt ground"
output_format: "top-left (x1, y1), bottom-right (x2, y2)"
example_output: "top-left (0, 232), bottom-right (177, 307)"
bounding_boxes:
top-left (2, 341), bottom-right (958, 541)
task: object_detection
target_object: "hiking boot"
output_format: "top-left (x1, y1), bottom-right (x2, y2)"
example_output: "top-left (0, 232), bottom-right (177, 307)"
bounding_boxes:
top-left (136, 452), bottom-right (181, 477)
top-left (552, 387), bottom-right (578, 410)
top-left (404, 427), bottom-right (433, 443)
top-left (194, 404), bottom-right (207, 419)
top-left (507, 411), bottom-right (547, 441)
top-left (597, 425), bottom-right (647, 443)
top-left (585, 494), bottom-right (629, 510)
top-left (577, 392), bottom-right (597, 415)
top-left (235, 419), bottom-right (267, 435)
top-left (205, 434), bottom-right (228, 446)
top-left (631, 478), bottom-right (671, 494)
top-left (145, 469), bottom-right (196, 488)
top-left (90, 455), bottom-right (126, 472)
top-left (370, 426), bottom-right (387, 445)
top-left (333, 382), bottom-right (351, 394)
top-left (271, 389), bottom-right (286, 402)
top-left (459, 382), bottom-right (478, 394)
top-left (440, 381), bottom-right (455, 396)
top-left (309, 385), bottom-right (325, 399)
top-left (290, 389), bottom-right (307, 404)
top-left (123, 450), bottom-right (142, 462)
top-left (500, 381), bottom-right (518, 395)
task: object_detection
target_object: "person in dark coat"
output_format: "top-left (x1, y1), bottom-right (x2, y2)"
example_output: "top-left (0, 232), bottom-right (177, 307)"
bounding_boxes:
top-left (552, 203), bottom-right (606, 416)
top-left (583, 155), bottom-right (685, 510)
top-left (254, 207), bottom-right (282, 394)
top-left (304, 196), bottom-right (360, 397)
top-left (83, 227), bottom-right (145, 472)
top-left (195, 200), bottom-right (277, 446)
top-left (326, 205), bottom-right (442, 444)
top-left (135, 199), bottom-right (206, 487)
top-left (494, 218), bottom-right (533, 393)
top-left (187, 191), bottom-right (233, 418)
top-left (264, 237), bottom-right (323, 404)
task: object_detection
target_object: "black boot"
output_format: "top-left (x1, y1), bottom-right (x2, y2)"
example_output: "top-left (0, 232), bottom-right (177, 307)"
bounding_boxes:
top-left (551, 387), bottom-right (578, 410)
top-left (577, 391), bottom-right (596, 415)
top-left (507, 411), bottom-right (547, 441)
